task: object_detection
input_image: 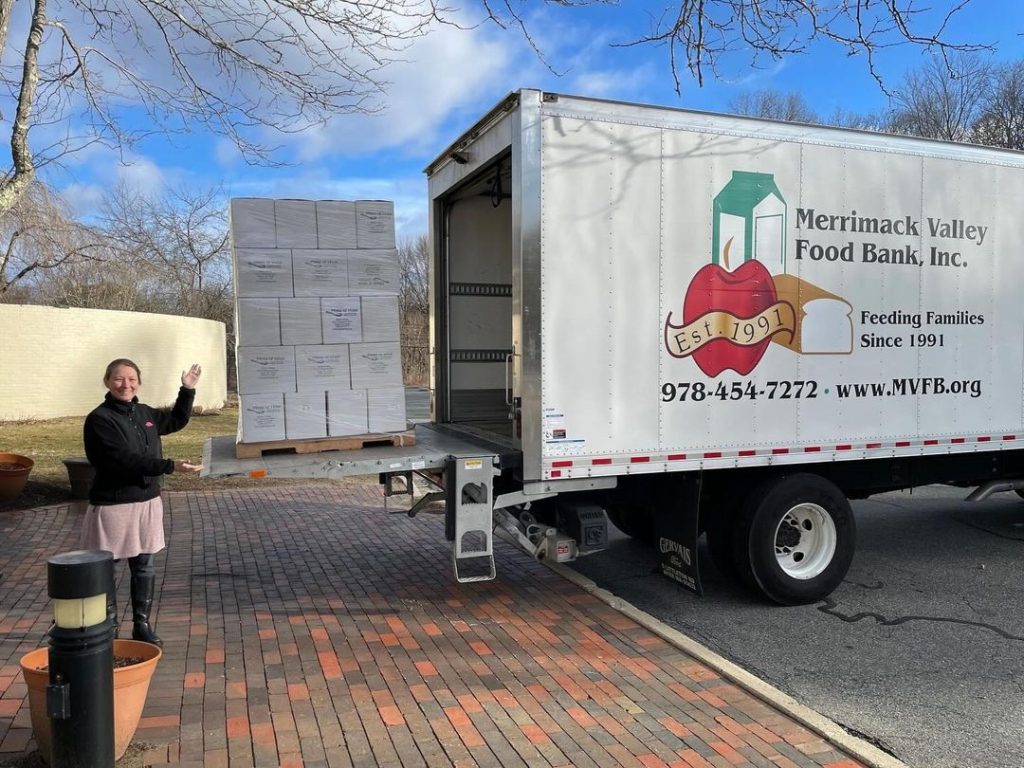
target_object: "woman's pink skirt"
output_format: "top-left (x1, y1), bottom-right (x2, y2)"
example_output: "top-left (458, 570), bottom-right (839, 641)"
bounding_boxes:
top-left (79, 497), bottom-right (166, 560)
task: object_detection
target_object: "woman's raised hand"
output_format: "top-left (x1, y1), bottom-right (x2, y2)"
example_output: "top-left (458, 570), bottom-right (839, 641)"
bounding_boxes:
top-left (181, 363), bottom-right (202, 389)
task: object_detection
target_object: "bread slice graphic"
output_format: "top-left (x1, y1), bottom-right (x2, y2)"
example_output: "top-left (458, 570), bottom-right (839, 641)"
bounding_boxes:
top-left (771, 274), bottom-right (853, 354)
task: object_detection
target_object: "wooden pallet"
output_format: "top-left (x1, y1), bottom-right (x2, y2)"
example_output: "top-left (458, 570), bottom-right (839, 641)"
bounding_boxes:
top-left (235, 430), bottom-right (416, 459)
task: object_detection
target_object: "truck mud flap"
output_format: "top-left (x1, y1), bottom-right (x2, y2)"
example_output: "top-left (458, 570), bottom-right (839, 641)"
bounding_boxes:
top-left (654, 474), bottom-right (703, 596)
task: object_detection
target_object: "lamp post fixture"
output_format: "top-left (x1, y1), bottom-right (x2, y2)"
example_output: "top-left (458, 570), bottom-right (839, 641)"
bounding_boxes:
top-left (46, 550), bottom-right (115, 768)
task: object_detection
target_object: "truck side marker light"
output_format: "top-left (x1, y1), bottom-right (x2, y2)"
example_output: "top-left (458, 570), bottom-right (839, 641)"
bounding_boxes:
top-left (977, 436), bottom-right (992, 442)
top-left (1004, 435), bottom-right (1016, 440)
top-left (739, 450), bottom-right (756, 457)
top-left (772, 448), bottom-right (789, 455)
top-left (552, 460), bottom-right (573, 468)
top-left (924, 439), bottom-right (938, 446)
top-left (630, 456), bottom-right (651, 463)
top-left (667, 454), bottom-right (687, 460)
top-left (550, 470), bottom-right (562, 478)
top-left (703, 452), bottom-right (722, 459)
top-left (804, 446), bottom-right (821, 453)
top-left (951, 437), bottom-right (966, 444)
top-left (866, 443), bottom-right (882, 449)
top-left (836, 445), bottom-right (852, 451)
top-left (591, 458), bottom-right (612, 465)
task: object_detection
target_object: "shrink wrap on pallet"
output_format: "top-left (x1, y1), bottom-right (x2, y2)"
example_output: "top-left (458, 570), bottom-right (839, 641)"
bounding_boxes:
top-left (367, 388), bottom-right (407, 433)
top-left (238, 394), bottom-right (285, 442)
top-left (317, 201), bottom-right (358, 249)
top-left (275, 199), bottom-right (317, 248)
top-left (285, 391), bottom-right (328, 439)
top-left (327, 389), bottom-right (369, 436)
top-left (231, 196), bottom-right (406, 443)
top-left (236, 299), bottom-right (280, 347)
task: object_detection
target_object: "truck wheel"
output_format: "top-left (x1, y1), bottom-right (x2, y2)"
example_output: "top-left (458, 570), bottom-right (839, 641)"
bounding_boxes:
top-left (606, 504), bottom-right (656, 545)
top-left (732, 474), bottom-right (855, 605)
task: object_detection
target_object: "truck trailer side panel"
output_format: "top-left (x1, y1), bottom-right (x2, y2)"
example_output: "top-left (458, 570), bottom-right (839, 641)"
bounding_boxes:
top-left (532, 94), bottom-right (1024, 481)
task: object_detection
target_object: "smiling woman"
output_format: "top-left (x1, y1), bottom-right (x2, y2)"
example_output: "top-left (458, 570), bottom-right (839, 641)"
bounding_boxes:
top-left (79, 358), bottom-right (204, 647)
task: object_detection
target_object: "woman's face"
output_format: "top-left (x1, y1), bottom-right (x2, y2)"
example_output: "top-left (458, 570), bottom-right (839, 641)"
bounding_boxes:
top-left (105, 365), bottom-right (140, 402)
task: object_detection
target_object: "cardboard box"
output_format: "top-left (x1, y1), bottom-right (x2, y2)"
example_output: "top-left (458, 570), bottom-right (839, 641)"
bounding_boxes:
top-left (230, 199), bottom-right (276, 247)
top-left (348, 249), bottom-right (400, 295)
top-left (316, 200), bottom-right (358, 249)
top-left (274, 199), bottom-right (317, 248)
top-left (238, 393), bottom-right (285, 443)
top-left (236, 299), bottom-right (280, 347)
top-left (292, 249), bottom-right (348, 297)
top-left (295, 345), bottom-right (350, 391)
top-left (350, 342), bottom-right (402, 389)
top-left (236, 346), bottom-right (297, 395)
top-left (321, 297), bottom-right (362, 343)
top-left (234, 248), bottom-right (293, 298)
top-left (327, 389), bottom-right (368, 436)
top-left (367, 388), bottom-right (407, 433)
top-left (360, 296), bottom-right (400, 342)
top-left (280, 298), bottom-right (323, 346)
top-left (285, 391), bottom-right (328, 439)
top-left (355, 200), bottom-right (396, 249)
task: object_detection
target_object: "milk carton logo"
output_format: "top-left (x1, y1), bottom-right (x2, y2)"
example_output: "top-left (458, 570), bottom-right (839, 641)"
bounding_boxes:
top-left (665, 171), bottom-right (853, 376)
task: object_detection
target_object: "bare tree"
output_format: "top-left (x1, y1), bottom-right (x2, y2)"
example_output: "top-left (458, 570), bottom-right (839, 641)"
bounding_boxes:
top-left (0, 0), bottom-right (447, 218)
top-left (728, 90), bottom-right (818, 122)
top-left (0, 181), bottom-right (104, 297)
top-left (888, 53), bottom-right (992, 141)
top-left (824, 107), bottom-right (890, 132)
top-left (98, 182), bottom-right (232, 319)
top-left (35, 252), bottom-right (155, 311)
top-left (483, 1), bottom-right (985, 93)
top-left (0, 0), bottom-right (984, 225)
top-left (398, 234), bottom-right (429, 386)
top-left (972, 61), bottom-right (1024, 150)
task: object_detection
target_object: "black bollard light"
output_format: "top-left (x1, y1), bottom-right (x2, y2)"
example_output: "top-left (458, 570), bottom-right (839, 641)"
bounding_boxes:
top-left (47, 550), bottom-right (115, 768)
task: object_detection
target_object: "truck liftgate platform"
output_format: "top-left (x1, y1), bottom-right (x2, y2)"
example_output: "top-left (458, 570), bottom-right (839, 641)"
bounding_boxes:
top-left (202, 425), bottom-right (597, 583)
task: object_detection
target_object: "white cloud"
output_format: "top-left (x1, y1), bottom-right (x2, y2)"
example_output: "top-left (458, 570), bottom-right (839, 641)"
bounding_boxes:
top-left (570, 64), bottom-right (657, 100)
top-left (59, 182), bottom-right (106, 219)
top-left (287, 21), bottom-right (518, 162)
top-left (116, 157), bottom-right (167, 196)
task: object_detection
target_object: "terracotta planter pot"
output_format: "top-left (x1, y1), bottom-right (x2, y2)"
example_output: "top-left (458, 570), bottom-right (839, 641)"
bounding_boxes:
top-left (62, 457), bottom-right (95, 500)
top-left (19, 639), bottom-right (162, 762)
top-left (0, 453), bottom-right (33, 502)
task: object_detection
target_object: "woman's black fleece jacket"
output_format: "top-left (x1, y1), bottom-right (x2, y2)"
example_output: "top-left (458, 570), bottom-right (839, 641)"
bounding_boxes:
top-left (83, 386), bottom-right (195, 505)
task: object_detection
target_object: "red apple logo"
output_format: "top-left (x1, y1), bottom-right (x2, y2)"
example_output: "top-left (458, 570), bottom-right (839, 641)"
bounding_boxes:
top-left (672, 259), bottom-right (778, 376)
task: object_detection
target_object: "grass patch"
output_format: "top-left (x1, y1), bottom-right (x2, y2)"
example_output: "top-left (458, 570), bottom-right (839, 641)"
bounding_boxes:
top-left (0, 403), bottom-right (341, 512)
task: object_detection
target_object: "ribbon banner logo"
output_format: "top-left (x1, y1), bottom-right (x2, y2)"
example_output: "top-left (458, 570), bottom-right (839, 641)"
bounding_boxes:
top-left (664, 171), bottom-right (853, 378)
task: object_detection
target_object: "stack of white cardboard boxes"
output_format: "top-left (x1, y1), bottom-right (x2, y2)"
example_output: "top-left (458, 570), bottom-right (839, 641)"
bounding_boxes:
top-left (231, 198), bottom-right (407, 444)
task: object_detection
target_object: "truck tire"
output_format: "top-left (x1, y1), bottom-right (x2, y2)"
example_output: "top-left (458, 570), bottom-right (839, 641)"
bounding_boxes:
top-left (606, 504), bottom-right (656, 545)
top-left (732, 474), bottom-right (855, 605)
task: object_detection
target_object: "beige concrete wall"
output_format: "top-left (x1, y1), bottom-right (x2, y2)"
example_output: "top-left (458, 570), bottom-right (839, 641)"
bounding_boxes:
top-left (0, 305), bottom-right (227, 421)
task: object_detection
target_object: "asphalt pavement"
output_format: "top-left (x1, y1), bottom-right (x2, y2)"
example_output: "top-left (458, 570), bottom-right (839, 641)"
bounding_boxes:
top-left (570, 485), bottom-right (1024, 768)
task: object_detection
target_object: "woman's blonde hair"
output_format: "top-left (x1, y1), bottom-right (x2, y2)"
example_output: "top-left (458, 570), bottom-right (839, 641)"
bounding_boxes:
top-left (103, 358), bottom-right (142, 384)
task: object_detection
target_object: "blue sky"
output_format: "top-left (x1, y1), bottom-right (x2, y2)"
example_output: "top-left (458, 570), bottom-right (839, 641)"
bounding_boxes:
top-left (48, 1), bottom-right (1024, 241)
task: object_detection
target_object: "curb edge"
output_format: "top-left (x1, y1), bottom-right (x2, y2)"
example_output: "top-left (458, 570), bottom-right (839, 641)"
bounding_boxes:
top-left (540, 556), bottom-right (908, 768)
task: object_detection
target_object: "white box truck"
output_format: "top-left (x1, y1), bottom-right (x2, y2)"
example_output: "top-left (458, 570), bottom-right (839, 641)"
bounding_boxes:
top-left (206, 89), bottom-right (1024, 604)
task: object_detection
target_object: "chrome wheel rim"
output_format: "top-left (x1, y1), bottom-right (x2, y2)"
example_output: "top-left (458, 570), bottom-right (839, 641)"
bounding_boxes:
top-left (773, 503), bottom-right (837, 580)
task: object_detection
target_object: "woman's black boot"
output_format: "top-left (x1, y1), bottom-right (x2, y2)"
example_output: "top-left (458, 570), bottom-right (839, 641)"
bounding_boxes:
top-left (128, 553), bottom-right (162, 646)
